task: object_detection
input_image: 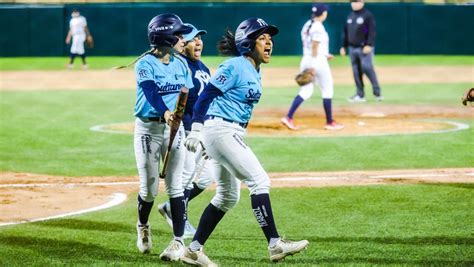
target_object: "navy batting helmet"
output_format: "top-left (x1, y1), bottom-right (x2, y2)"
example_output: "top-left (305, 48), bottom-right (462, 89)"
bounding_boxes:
top-left (235, 18), bottom-right (279, 55)
top-left (147, 13), bottom-right (193, 48)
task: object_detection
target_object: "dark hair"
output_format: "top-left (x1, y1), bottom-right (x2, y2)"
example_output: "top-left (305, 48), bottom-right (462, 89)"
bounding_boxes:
top-left (217, 29), bottom-right (239, 56)
top-left (113, 48), bottom-right (155, 70)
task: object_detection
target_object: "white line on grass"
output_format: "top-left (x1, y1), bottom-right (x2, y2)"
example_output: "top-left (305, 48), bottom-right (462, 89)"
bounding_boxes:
top-left (0, 181), bottom-right (138, 188)
top-left (90, 120), bottom-right (470, 137)
top-left (370, 173), bottom-right (474, 179)
top-left (90, 122), bottom-right (131, 135)
top-left (0, 193), bottom-right (127, 227)
top-left (272, 172), bottom-right (473, 181)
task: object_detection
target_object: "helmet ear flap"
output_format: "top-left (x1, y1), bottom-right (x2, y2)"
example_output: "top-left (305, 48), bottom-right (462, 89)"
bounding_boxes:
top-left (240, 39), bottom-right (256, 54)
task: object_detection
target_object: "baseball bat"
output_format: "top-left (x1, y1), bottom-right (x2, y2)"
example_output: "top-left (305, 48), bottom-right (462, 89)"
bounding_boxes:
top-left (159, 87), bottom-right (189, 178)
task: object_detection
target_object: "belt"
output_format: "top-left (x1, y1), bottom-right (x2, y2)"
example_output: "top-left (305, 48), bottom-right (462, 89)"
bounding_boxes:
top-left (205, 115), bottom-right (248, 129)
top-left (140, 117), bottom-right (166, 123)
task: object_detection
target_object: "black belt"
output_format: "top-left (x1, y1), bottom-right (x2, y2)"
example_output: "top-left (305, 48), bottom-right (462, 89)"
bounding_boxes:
top-left (205, 115), bottom-right (248, 129)
top-left (140, 117), bottom-right (166, 123)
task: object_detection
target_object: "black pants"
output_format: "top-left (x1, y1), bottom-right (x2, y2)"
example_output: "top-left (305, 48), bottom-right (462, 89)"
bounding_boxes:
top-left (349, 46), bottom-right (381, 97)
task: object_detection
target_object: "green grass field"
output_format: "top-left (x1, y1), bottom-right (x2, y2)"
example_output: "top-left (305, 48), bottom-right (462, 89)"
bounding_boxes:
top-left (0, 55), bottom-right (473, 266)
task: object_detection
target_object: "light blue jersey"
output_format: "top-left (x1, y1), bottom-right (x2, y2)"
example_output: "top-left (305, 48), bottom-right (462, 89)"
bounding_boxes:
top-left (207, 56), bottom-right (262, 123)
top-left (134, 54), bottom-right (194, 118)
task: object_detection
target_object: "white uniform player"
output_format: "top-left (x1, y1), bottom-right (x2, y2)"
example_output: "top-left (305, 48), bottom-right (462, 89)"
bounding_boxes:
top-left (182, 18), bottom-right (309, 266)
top-left (281, 4), bottom-right (344, 130)
top-left (157, 23), bottom-right (217, 240)
top-left (133, 13), bottom-right (194, 262)
top-left (65, 10), bottom-right (90, 69)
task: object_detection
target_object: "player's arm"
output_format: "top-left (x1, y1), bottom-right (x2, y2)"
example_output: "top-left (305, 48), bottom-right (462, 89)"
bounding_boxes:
top-left (311, 41), bottom-right (319, 58)
top-left (65, 29), bottom-right (72, 44)
top-left (192, 83), bottom-right (223, 124)
top-left (340, 22), bottom-right (348, 56)
top-left (85, 26), bottom-right (91, 37)
top-left (185, 83), bottom-right (222, 153)
top-left (140, 81), bottom-right (169, 115)
top-left (366, 13), bottom-right (376, 47)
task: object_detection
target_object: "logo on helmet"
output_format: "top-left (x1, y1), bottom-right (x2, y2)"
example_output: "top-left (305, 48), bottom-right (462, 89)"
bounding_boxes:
top-left (156, 25), bottom-right (174, 31)
top-left (256, 18), bottom-right (268, 27)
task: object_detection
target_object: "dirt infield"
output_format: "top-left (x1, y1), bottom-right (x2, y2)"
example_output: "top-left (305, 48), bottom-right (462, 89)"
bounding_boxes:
top-left (1, 65), bottom-right (473, 90)
top-left (1, 169), bottom-right (473, 224)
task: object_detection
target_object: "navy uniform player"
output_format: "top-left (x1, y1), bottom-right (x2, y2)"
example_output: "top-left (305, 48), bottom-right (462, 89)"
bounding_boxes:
top-left (182, 18), bottom-right (309, 266)
top-left (133, 13), bottom-right (194, 261)
top-left (157, 23), bottom-right (214, 239)
top-left (340, 0), bottom-right (383, 102)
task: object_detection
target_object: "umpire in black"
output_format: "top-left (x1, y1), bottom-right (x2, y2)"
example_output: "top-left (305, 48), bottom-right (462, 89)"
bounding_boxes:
top-left (340, 0), bottom-right (382, 102)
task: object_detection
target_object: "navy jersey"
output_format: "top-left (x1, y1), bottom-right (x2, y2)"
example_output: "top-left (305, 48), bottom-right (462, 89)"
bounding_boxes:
top-left (342, 8), bottom-right (376, 48)
top-left (182, 55), bottom-right (211, 130)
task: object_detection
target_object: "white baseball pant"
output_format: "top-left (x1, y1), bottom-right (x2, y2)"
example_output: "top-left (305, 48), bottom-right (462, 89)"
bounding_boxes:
top-left (201, 118), bottom-right (270, 212)
top-left (70, 33), bottom-right (86, 55)
top-left (298, 55), bottom-right (334, 99)
top-left (134, 118), bottom-right (185, 202)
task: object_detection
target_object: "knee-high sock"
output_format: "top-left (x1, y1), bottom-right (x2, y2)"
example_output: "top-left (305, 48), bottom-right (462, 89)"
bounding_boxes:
top-left (323, 98), bottom-right (333, 124)
top-left (170, 196), bottom-right (186, 237)
top-left (251, 193), bottom-right (279, 242)
top-left (137, 195), bottom-right (153, 225)
top-left (69, 54), bottom-right (76, 64)
top-left (188, 182), bottom-right (205, 202)
top-left (193, 203), bottom-right (225, 245)
top-left (287, 95), bottom-right (304, 119)
top-left (80, 54), bottom-right (87, 64)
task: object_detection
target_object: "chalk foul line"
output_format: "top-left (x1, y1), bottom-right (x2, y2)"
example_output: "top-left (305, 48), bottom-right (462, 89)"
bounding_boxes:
top-left (0, 193), bottom-right (127, 227)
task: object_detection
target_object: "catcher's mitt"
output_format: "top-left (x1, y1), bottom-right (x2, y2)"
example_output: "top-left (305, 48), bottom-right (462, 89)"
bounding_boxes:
top-left (86, 35), bottom-right (94, 49)
top-left (461, 88), bottom-right (474, 106)
top-left (295, 68), bottom-right (316, 86)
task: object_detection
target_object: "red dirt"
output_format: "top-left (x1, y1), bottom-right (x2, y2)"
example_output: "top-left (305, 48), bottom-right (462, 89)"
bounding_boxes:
top-left (1, 168), bottom-right (473, 224)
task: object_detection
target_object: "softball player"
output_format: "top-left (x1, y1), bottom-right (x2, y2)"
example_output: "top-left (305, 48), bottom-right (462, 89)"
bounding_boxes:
top-left (133, 13), bottom-right (194, 261)
top-left (65, 9), bottom-right (90, 69)
top-left (157, 23), bottom-right (216, 239)
top-left (182, 18), bottom-right (309, 266)
top-left (281, 4), bottom-right (344, 130)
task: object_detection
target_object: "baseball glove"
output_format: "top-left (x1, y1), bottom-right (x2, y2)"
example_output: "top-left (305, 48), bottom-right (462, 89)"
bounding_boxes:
top-left (86, 35), bottom-right (94, 49)
top-left (461, 88), bottom-right (474, 106)
top-left (295, 68), bottom-right (316, 86)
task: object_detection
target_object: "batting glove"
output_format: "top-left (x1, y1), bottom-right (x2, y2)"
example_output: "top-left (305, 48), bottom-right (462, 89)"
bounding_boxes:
top-left (185, 123), bottom-right (204, 153)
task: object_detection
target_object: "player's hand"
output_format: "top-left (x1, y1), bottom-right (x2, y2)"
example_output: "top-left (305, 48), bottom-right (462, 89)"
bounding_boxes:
top-left (185, 123), bottom-right (204, 152)
top-left (339, 47), bottom-right (346, 56)
top-left (362, 45), bottom-right (373, 54)
top-left (164, 110), bottom-right (180, 130)
top-left (327, 53), bottom-right (334, 60)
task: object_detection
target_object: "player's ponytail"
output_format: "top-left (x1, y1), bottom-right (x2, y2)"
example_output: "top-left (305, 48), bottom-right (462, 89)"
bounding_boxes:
top-left (113, 48), bottom-right (156, 70)
top-left (217, 29), bottom-right (239, 57)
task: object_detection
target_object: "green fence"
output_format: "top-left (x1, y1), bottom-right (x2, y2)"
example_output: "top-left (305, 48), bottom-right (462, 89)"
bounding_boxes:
top-left (0, 3), bottom-right (473, 56)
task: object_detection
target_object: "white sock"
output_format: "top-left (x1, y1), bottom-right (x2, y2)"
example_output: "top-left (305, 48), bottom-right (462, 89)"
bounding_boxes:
top-left (174, 236), bottom-right (184, 244)
top-left (269, 237), bottom-right (280, 247)
top-left (189, 240), bottom-right (203, 252)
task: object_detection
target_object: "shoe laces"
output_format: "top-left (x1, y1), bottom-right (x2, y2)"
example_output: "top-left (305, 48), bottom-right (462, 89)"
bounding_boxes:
top-left (168, 240), bottom-right (183, 251)
top-left (139, 225), bottom-right (150, 240)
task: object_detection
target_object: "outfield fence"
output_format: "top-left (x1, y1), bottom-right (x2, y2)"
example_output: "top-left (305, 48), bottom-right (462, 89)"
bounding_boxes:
top-left (1, 2), bottom-right (473, 56)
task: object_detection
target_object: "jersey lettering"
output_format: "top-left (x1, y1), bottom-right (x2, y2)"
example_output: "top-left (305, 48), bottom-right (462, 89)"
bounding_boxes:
top-left (194, 70), bottom-right (211, 95)
top-left (157, 82), bottom-right (185, 93)
top-left (215, 74), bottom-right (227, 85)
top-left (245, 88), bottom-right (261, 103)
